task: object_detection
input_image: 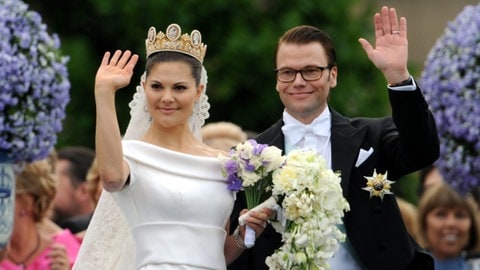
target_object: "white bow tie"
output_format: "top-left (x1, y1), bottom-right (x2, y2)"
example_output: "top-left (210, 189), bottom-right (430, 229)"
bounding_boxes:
top-left (282, 120), bottom-right (330, 146)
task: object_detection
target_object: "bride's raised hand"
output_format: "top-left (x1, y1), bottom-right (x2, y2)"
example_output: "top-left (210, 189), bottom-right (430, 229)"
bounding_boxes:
top-left (95, 50), bottom-right (139, 94)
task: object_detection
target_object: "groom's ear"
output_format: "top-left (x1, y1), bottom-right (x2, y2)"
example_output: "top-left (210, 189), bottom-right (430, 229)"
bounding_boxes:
top-left (329, 66), bottom-right (338, 88)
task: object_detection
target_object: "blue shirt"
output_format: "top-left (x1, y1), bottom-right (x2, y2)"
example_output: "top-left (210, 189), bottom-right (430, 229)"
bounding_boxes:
top-left (434, 256), bottom-right (468, 270)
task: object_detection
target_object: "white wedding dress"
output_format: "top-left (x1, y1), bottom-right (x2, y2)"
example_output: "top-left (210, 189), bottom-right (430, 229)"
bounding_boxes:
top-left (74, 140), bottom-right (234, 270)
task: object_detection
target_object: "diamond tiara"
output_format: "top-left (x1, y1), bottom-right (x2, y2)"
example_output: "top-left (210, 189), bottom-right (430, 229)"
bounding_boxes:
top-left (145, 23), bottom-right (207, 63)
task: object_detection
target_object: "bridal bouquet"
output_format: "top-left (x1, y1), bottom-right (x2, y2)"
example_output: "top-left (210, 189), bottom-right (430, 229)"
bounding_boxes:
top-left (219, 139), bottom-right (285, 247)
top-left (0, 0), bottom-right (70, 162)
top-left (266, 149), bottom-right (350, 270)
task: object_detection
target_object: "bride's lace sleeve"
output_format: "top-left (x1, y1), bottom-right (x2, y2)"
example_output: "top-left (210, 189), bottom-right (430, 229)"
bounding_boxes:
top-left (73, 191), bottom-right (135, 270)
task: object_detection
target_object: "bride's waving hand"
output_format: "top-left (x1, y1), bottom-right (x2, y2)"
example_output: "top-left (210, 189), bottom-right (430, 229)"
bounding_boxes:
top-left (94, 50), bottom-right (138, 192)
top-left (95, 50), bottom-right (138, 94)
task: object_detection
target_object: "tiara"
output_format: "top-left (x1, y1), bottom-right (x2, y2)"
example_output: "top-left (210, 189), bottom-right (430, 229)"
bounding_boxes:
top-left (145, 23), bottom-right (207, 63)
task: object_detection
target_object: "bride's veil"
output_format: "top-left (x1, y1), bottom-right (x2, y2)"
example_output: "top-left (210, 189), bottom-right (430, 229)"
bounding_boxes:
top-left (73, 67), bottom-right (209, 269)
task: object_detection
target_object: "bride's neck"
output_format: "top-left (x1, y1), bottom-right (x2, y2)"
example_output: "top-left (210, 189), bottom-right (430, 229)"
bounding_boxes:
top-left (143, 126), bottom-right (199, 151)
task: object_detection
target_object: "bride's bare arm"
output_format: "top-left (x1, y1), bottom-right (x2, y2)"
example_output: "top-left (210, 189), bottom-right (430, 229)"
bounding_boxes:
top-left (95, 50), bottom-right (139, 192)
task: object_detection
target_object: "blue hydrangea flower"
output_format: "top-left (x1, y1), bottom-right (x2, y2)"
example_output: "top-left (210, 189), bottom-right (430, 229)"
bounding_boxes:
top-left (0, 0), bottom-right (70, 162)
top-left (420, 4), bottom-right (480, 195)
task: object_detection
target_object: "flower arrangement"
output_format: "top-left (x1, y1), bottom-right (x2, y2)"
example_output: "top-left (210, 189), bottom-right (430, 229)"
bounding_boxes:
top-left (0, 0), bottom-right (70, 163)
top-left (219, 139), bottom-right (285, 247)
top-left (420, 3), bottom-right (480, 195)
top-left (266, 149), bottom-right (349, 270)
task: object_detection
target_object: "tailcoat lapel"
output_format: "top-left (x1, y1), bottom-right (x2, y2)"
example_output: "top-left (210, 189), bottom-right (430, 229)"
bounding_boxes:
top-left (256, 119), bottom-right (286, 154)
top-left (330, 108), bottom-right (368, 197)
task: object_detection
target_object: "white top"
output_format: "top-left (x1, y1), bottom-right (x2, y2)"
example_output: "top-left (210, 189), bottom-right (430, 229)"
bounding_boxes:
top-left (73, 140), bottom-right (234, 270)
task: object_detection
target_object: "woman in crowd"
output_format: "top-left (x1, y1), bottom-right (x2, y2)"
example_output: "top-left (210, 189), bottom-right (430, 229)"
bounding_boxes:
top-left (416, 183), bottom-right (480, 270)
top-left (0, 159), bottom-right (80, 269)
top-left (37, 149), bottom-right (65, 238)
top-left (74, 23), bottom-right (270, 270)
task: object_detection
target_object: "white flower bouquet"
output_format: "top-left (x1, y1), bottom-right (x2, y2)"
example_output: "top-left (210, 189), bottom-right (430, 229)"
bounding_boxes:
top-left (266, 149), bottom-right (350, 270)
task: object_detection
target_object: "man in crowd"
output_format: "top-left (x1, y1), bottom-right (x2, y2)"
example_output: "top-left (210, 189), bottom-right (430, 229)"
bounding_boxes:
top-left (53, 146), bottom-right (96, 234)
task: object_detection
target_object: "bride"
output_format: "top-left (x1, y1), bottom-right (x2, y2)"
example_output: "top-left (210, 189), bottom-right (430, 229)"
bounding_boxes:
top-left (73, 24), bottom-right (271, 269)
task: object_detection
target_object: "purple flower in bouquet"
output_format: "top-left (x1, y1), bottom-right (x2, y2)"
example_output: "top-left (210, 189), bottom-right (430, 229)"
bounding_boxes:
top-left (219, 139), bottom-right (285, 248)
top-left (220, 139), bottom-right (285, 207)
top-left (0, 0), bottom-right (70, 162)
top-left (420, 3), bottom-right (480, 195)
top-left (223, 158), bottom-right (242, 191)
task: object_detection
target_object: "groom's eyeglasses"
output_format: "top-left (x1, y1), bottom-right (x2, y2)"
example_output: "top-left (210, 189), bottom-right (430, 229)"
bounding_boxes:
top-left (275, 65), bottom-right (332, 83)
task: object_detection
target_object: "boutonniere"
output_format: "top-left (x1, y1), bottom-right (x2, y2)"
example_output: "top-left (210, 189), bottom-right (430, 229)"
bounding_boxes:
top-left (362, 169), bottom-right (395, 200)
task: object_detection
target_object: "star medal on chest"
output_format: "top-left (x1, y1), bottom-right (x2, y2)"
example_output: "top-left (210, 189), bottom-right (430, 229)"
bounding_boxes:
top-left (362, 169), bottom-right (395, 200)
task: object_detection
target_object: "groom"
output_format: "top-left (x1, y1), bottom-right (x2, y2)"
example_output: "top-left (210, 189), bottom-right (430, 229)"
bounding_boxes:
top-left (229, 6), bottom-right (438, 270)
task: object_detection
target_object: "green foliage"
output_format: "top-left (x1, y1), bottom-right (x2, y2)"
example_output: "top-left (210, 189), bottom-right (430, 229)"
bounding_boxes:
top-left (25, 0), bottom-right (387, 149)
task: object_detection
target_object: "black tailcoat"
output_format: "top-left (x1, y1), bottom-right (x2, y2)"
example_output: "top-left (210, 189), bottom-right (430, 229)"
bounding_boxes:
top-left (228, 86), bottom-right (438, 270)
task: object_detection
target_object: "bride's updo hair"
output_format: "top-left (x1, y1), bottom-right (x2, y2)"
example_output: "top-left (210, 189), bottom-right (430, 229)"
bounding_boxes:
top-left (145, 51), bottom-right (203, 86)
